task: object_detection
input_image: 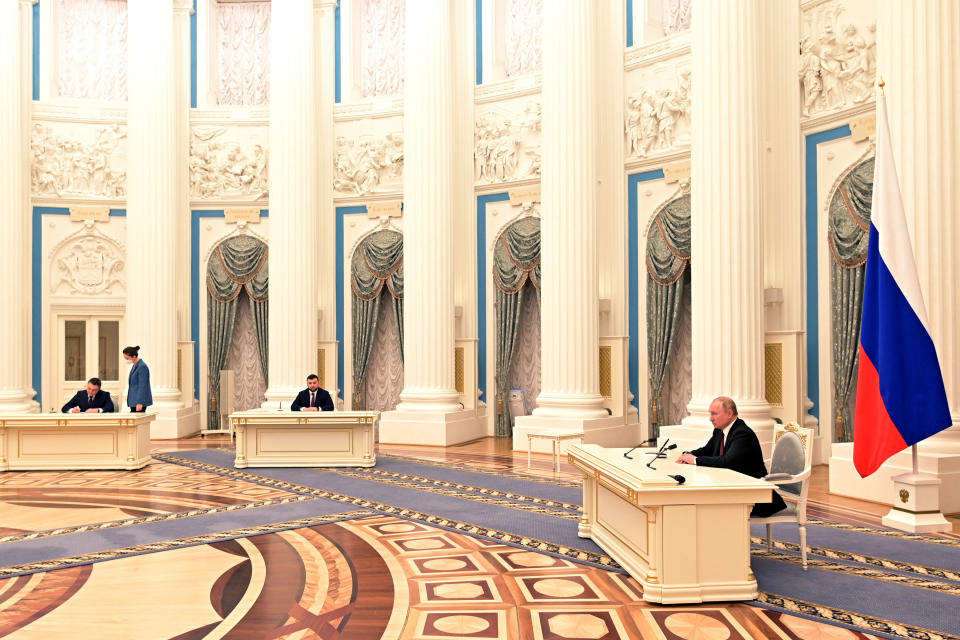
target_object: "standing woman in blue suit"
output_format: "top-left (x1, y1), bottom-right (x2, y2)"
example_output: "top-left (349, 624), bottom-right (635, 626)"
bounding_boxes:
top-left (123, 345), bottom-right (153, 412)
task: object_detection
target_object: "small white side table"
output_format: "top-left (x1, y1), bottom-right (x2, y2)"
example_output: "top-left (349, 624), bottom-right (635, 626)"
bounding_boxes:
top-left (527, 430), bottom-right (583, 473)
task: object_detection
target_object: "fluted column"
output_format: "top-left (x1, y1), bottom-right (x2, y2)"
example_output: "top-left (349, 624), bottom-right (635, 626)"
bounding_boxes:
top-left (759, 1), bottom-right (810, 426)
top-left (533, 0), bottom-right (606, 419)
top-left (174, 0), bottom-right (192, 345)
top-left (127, 1), bottom-right (183, 414)
top-left (264, 0), bottom-right (318, 407)
top-left (393, 0), bottom-right (460, 413)
top-left (878, 0), bottom-right (960, 447)
top-left (0, 0), bottom-right (38, 412)
top-left (682, 0), bottom-right (771, 440)
top-left (316, 1), bottom-right (337, 346)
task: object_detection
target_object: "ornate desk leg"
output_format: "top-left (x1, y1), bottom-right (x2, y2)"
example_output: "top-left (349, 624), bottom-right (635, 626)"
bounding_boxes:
top-left (553, 437), bottom-right (559, 474)
top-left (527, 434), bottom-right (533, 469)
top-left (0, 426), bottom-right (8, 472)
top-left (234, 423), bottom-right (247, 468)
top-left (578, 469), bottom-right (595, 537)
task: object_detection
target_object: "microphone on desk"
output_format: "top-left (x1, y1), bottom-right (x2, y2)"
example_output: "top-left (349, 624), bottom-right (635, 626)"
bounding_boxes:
top-left (668, 474), bottom-right (686, 485)
top-left (623, 437), bottom-right (658, 460)
top-left (646, 439), bottom-right (676, 469)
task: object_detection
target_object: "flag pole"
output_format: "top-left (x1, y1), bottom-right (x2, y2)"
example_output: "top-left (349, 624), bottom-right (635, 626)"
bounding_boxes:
top-left (912, 444), bottom-right (918, 475)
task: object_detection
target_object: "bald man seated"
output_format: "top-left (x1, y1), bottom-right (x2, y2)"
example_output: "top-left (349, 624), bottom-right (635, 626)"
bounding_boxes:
top-left (677, 396), bottom-right (786, 517)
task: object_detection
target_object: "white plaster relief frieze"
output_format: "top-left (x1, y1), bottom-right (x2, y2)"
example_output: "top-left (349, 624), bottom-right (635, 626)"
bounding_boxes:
top-left (50, 220), bottom-right (125, 296)
top-left (334, 133), bottom-right (404, 196)
top-left (190, 126), bottom-right (268, 200)
top-left (475, 101), bottom-right (541, 184)
top-left (625, 69), bottom-right (690, 159)
top-left (30, 123), bottom-right (127, 198)
top-left (800, 3), bottom-right (876, 118)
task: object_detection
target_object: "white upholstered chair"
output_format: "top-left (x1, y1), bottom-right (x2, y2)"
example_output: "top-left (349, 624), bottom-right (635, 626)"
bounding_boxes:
top-left (751, 423), bottom-right (814, 569)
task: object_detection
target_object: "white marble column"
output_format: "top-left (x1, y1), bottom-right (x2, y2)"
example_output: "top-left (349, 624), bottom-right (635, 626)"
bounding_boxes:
top-left (263, 0), bottom-right (318, 408)
top-left (0, 0), bottom-right (38, 412)
top-left (758, 2), bottom-right (812, 430)
top-left (315, 1), bottom-right (337, 395)
top-left (127, 1), bottom-right (195, 436)
top-left (676, 0), bottom-right (772, 451)
top-left (395, 0), bottom-right (458, 413)
top-left (531, 0), bottom-right (606, 421)
top-left (879, 0), bottom-right (960, 447)
top-left (174, 0), bottom-right (192, 350)
top-left (379, 0), bottom-right (482, 446)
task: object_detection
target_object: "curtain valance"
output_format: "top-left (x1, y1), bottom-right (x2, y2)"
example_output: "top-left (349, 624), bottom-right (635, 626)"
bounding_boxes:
top-left (207, 234), bottom-right (269, 302)
top-left (351, 230), bottom-right (404, 301)
top-left (493, 215), bottom-right (541, 294)
top-left (646, 194), bottom-right (691, 285)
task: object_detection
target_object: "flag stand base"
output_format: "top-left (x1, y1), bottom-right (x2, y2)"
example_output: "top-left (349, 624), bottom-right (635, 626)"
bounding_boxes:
top-left (880, 472), bottom-right (952, 533)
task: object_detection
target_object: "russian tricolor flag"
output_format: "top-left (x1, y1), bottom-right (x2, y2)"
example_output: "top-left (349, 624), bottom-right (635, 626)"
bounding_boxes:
top-left (853, 96), bottom-right (952, 478)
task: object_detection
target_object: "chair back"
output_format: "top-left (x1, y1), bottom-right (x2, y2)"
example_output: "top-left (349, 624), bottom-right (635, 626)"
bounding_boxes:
top-left (769, 423), bottom-right (813, 497)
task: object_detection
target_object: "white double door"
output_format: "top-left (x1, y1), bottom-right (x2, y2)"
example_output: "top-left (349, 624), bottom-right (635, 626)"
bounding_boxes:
top-left (54, 314), bottom-right (124, 411)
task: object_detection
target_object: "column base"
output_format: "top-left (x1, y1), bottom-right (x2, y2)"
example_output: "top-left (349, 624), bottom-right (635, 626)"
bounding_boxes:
top-left (378, 409), bottom-right (484, 446)
top-left (149, 402), bottom-right (201, 439)
top-left (829, 442), bottom-right (960, 514)
top-left (512, 415), bottom-right (640, 453)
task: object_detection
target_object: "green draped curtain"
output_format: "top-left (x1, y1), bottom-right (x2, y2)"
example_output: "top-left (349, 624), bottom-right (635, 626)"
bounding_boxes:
top-left (351, 229), bottom-right (404, 409)
top-left (493, 216), bottom-right (541, 438)
top-left (207, 235), bottom-right (269, 429)
top-left (829, 157), bottom-right (874, 442)
top-left (646, 194), bottom-right (691, 439)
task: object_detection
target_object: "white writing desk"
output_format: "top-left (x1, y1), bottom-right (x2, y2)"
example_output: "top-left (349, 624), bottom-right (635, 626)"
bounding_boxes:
top-left (0, 413), bottom-right (155, 471)
top-left (568, 443), bottom-right (774, 604)
top-left (231, 410), bottom-right (377, 468)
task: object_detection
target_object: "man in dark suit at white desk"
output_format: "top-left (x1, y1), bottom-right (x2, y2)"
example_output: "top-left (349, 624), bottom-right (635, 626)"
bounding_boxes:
top-left (290, 374), bottom-right (334, 412)
top-left (62, 377), bottom-right (115, 413)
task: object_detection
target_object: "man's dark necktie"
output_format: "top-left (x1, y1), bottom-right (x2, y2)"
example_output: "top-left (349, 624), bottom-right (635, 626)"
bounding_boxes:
top-left (88, 396), bottom-right (94, 405)
top-left (310, 392), bottom-right (315, 408)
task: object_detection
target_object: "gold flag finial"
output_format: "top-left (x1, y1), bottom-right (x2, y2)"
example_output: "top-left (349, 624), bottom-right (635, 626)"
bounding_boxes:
top-left (878, 76), bottom-right (886, 96)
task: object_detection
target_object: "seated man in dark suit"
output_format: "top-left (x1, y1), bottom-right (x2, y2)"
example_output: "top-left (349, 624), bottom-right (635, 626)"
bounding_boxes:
top-left (62, 377), bottom-right (115, 414)
top-left (677, 396), bottom-right (786, 517)
top-left (290, 374), bottom-right (334, 412)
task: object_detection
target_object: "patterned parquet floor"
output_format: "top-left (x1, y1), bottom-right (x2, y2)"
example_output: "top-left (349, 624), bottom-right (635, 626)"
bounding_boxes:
top-left (0, 434), bottom-right (956, 639)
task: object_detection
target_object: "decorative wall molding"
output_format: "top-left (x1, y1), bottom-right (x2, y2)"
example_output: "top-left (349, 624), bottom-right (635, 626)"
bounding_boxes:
top-left (31, 123), bottom-right (127, 199)
top-left (49, 220), bottom-right (125, 296)
top-left (31, 104), bottom-right (128, 124)
top-left (474, 75), bottom-right (542, 104)
top-left (800, 100), bottom-right (875, 135)
top-left (189, 126), bottom-right (268, 200)
top-left (334, 132), bottom-right (404, 196)
top-left (625, 69), bottom-right (691, 159)
top-left (800, 3), bottom-right (876, 119)
top-left (624, 33), bottom-right (691, 71)
top-left (475, 101), bottom-right (541, 185)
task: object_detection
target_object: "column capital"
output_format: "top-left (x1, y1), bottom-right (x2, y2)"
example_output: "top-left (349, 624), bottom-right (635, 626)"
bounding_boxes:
top-left (314, 0), bottom-right (338, 13)
top-left (173, 0), bottom-right (194, 15)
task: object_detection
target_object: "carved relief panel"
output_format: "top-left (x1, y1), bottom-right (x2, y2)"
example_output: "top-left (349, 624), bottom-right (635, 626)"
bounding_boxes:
top-left (800, 1), bottom-right (877, 118)
top-left (474, 99), bottom-right (541, 185)
top-left (624, 61), bottom-right (691, 159)
top-left (190, 125), bottom-right (269, 200)
top-left (31, 122), bottom-right (128, 199)
top-left (333, 115), bottom-right (405, 197)
top-left (48, 219), bottom-right (126, 297)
